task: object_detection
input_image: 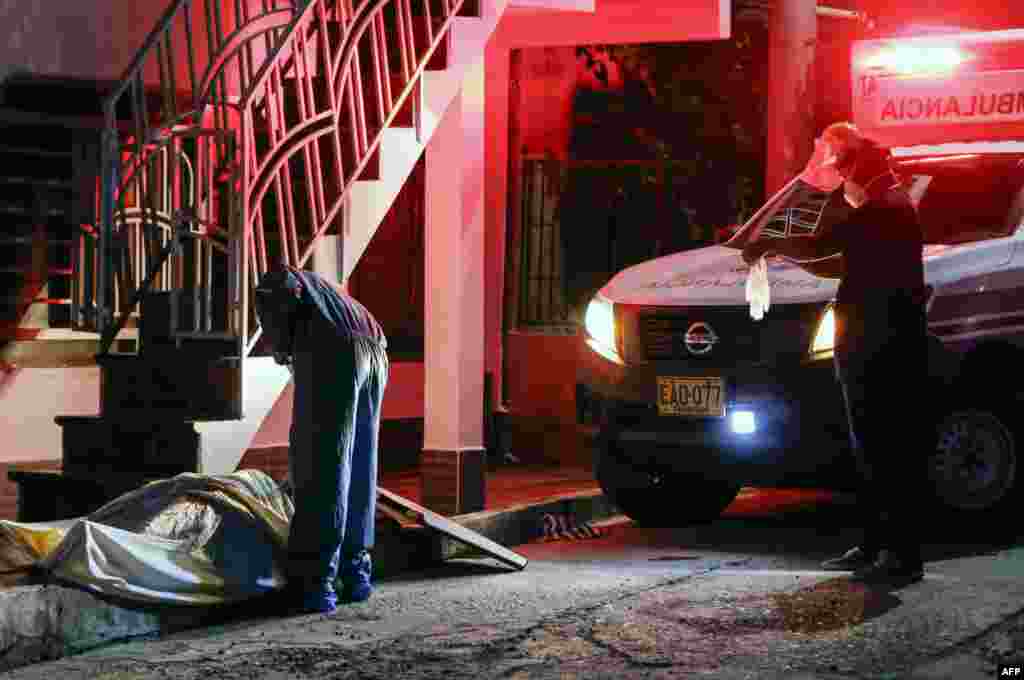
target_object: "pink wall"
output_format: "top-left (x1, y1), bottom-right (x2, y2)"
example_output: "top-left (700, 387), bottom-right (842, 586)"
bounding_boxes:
top-left (502, 332), bottom-right (579, 421)
top-left (494, 1), bottom-right (729, 49)
top-left (0, 1), bottom-right (171, 84)
top-left (0, 367), bottom-right (100, 464)
top-left (484, 0), bottom-right (730, 409)
top-left (0, 0), bottom-right (287, 99)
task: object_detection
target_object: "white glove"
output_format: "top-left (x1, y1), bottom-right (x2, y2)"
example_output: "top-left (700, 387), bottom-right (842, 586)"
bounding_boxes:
top-left (745, 256), bottom-right (771, 321)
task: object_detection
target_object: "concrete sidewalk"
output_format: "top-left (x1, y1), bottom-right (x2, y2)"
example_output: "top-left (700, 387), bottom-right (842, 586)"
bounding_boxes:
top-left (2, 517), bottom-right (1022, 680)
top-left (1, 470), bottom-right (1020, 679)
top-left (0, 464), bottom-right (614, 674)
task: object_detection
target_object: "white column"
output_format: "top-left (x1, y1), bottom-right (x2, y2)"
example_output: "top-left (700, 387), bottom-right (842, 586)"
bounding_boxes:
top-left (421, 60), bottom-right (487, 515)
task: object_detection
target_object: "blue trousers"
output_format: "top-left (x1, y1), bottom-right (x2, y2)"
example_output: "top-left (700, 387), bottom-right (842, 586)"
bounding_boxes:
top-left (287, 334), bottom-right (388, 599)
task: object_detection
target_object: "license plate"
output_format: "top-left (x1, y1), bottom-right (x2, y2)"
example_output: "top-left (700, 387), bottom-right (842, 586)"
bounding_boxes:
top-left (656, 376), bottom-right (725, 417)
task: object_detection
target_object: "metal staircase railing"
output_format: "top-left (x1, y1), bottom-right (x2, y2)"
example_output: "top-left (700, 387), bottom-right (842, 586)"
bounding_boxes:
top-left (239, 0), bottom-right (470, 356)
top-left (77, 0), bottom-right (306, 356)
top-left (78, 0), bottom-right (470, 364)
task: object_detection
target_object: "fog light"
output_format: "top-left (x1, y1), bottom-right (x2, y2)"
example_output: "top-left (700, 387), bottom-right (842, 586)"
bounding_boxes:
top-left (730, 410), bottom-right (756, 435)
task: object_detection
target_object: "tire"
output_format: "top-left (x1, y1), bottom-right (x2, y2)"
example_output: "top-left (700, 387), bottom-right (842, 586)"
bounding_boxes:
top-left (928, 408), bottom-right (1019, 517)
top-left (595, 436), bottom-right (740, 527)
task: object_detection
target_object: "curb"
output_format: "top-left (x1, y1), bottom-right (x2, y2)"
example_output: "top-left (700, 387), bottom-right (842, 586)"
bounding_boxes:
top-left (442, 488), bottom-right (618, 559)
top-left (0, 584), bottom-right (223, 674)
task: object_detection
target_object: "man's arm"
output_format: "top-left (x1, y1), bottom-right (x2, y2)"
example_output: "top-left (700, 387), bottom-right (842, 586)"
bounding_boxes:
top-left (743, 232), bottom-right (845, 266)
top-left (773, 233), bottom-right (845, 262)
top-left (790, 253), bottom-right (843, 279)
top-left (743, 188), bottom-right (854, 267)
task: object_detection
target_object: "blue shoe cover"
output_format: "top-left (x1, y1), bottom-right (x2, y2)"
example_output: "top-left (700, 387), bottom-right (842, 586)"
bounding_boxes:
top-left (296, 589), bottom-right (338, 614)
top-left (341, 551), bottom-right (373, 603)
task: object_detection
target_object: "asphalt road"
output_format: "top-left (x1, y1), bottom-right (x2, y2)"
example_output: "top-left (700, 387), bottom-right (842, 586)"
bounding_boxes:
top-left (6, 488), bottom-right (1024, 680)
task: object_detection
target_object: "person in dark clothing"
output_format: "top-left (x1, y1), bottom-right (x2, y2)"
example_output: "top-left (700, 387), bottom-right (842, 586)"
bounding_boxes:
top-left (255, 264), bottom-right (389, 613)
top-left (742, 122), bottom-right (928, 588)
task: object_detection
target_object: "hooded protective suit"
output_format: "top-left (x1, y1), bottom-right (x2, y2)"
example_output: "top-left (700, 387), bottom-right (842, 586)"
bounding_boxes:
top-left (255, 267), bottom-right (388, 610)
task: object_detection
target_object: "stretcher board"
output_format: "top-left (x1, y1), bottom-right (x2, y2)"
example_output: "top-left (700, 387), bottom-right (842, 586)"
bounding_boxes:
top-left (377, 488), bottom-right (528, 571)
top-left (375, 498), bottom-right (421, 530)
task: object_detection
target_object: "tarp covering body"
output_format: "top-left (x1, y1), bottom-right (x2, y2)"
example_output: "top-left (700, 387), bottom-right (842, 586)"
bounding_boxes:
top-left (0, 470), bottom-right (294, 605)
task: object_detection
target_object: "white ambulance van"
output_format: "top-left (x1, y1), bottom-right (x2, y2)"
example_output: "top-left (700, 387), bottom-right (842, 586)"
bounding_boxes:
top-left (579, 29), bottom-right (1024, 525)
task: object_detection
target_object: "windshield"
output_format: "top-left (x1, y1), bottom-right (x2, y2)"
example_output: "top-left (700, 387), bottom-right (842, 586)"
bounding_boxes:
top-left (899, 155), bottom-right (1024, 245)
top-left (753, 181), bottom-right (835, 239)
top-left (729, 152), bottom-right (1024, 249)
top-left (727, 178), bottom-right (852, 249)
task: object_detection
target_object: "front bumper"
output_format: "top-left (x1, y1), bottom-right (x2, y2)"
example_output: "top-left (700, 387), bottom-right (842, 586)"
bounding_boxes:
top-left (578, 336), bottom-right (854, 488)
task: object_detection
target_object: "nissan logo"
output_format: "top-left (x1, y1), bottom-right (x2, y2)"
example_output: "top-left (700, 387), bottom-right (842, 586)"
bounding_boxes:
top-left (683, 322), bottom-right (718, 356)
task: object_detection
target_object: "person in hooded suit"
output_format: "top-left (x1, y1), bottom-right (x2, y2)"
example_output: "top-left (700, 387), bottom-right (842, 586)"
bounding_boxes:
top-left (255, 264), bottom-right (389, 613)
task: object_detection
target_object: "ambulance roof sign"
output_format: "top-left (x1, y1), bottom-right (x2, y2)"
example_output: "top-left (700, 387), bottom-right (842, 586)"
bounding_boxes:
top-left (852, 29), bottom-right (1024, 147)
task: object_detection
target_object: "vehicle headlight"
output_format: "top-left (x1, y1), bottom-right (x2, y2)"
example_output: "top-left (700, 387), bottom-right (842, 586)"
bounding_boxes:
top-left (584, 294), bottom-right (622, 364)
top-left (810, 305), bottom-right (836, 355)
top-left (729, 409), bottom-right (757, 435)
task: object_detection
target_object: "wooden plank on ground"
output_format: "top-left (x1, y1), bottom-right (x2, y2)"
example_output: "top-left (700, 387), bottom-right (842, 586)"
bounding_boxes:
top-left (377, 487), bottom-right (528, 571)
top-left (375, 498), bottom-right (420, 529)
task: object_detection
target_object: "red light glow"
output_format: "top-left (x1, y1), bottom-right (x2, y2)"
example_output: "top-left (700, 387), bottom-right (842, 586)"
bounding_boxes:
top-left (861, 45), bottom-right (968, 75)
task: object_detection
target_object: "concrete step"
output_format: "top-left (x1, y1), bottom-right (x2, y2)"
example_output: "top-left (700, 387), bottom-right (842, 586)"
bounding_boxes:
top-left (97, 350), bottom-right (245, 421)
top-left (0, 266), bottom-right (71, 276)
top-left (0, 75), bottom-right (163, 124)
top-left (0, 175), bottom-right (73, 190)
top-left (1, 334), bottom-right (138, 368)
top-left (0, 145), bottom-right (72, 160)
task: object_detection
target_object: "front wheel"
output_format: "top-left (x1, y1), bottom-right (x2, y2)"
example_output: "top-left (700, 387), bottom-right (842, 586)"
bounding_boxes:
top-left (595, 440), bottom-right (740, 527)
top-left (928, 409), bottom-right (1019, 517)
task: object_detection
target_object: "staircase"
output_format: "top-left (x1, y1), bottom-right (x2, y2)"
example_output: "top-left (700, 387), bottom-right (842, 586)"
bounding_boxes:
top-left (0, 79), bottom-right (121, 369)
top-left (0, 118), bottom-right (66, 364)
top-left (24, 0), bottom-right (511, 484)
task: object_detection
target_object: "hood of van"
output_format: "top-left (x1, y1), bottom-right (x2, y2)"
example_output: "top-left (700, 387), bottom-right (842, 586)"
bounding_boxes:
top-left (600, 245), bottom-right (839, 307)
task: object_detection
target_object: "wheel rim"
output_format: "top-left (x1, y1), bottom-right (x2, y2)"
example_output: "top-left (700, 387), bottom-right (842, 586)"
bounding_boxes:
top-left (929, 410), bottom-right (1017, 511)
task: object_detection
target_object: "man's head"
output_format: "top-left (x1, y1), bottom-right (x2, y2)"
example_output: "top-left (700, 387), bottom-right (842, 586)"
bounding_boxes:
top-left (254, 263), bottom-right (305, 363)
top-left (821, 122), bottom-right (893, 207)
top-left (821, 122), bottom-right (864, 176)
top-left (256, 259), bottom-right (302, 299)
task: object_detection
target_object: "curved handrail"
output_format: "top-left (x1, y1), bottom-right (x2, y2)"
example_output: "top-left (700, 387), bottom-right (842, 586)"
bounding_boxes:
top-left (196, 9), bottom-right (297, 109)
top-left (323, 0), bottom-right (464, 232)
top-left (102, 0), bottom-right (305, 122)
top-left (243, 0), bottom-right (467, 271)
top-left (247, 112), bottom-right (337, 214)
top-left (90, 0), bottom-right (307, 349)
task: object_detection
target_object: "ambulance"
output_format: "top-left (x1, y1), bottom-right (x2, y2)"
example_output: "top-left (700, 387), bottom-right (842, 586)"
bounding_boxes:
top-left (578, 28), bottom-right (1024, 525)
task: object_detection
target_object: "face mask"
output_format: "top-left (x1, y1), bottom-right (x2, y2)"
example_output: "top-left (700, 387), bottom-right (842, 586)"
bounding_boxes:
top-left (843, 179), bottom-right (868, 208)
top-left (844, 166), bottom-right (893, 208)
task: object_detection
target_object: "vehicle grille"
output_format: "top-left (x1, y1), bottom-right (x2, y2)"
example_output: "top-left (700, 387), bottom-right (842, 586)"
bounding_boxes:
top-left (636, 304), bottom-right (824, 365)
